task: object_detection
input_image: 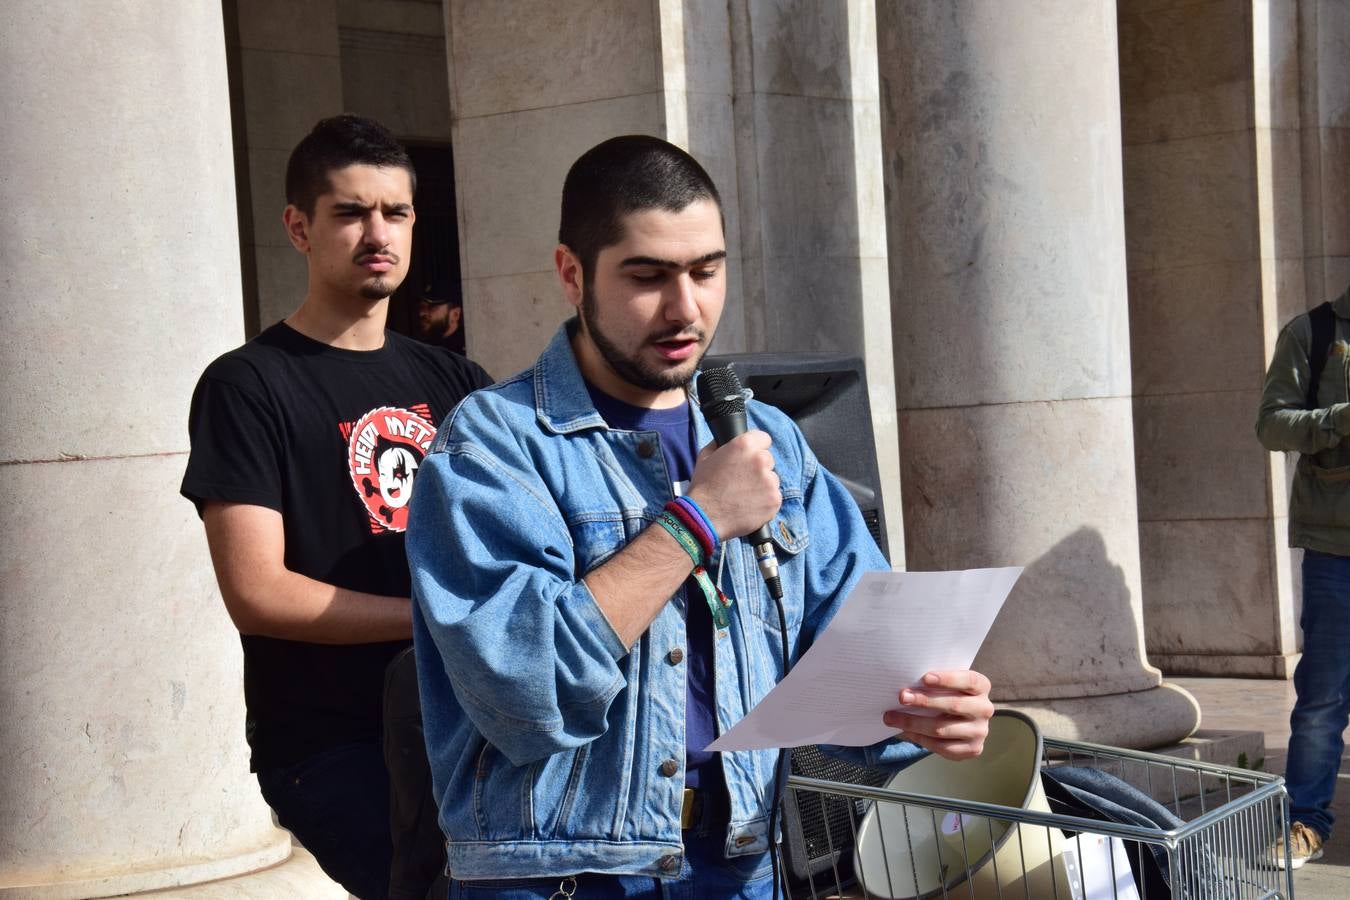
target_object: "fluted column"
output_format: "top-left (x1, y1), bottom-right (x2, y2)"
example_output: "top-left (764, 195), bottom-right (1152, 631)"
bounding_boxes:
top-left (0, 2), bottom-right (290, 895)
top-left (877, 0), bottom-right (1200, 748)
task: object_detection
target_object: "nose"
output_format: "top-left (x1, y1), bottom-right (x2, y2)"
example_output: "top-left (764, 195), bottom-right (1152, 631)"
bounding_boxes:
top-left (365, 212), bottom-right (391, 250)
top-left (664, 273), bottom-right (699, 324)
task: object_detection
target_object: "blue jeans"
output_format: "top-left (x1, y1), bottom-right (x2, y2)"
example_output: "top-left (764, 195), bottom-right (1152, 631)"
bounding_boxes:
top-left (447, 832), bottom-right (774, 899)
top-left (257, 740), bottom-right (394, 899)
top-left (1286, 549), bottom-right (1350, 839)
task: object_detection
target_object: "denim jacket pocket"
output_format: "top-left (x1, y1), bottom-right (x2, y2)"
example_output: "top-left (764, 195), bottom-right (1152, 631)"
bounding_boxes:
top-left (568, 515), bottom-right (630, 575)
top-left (531, 742), bottom-right (591, 839)
top-left (742, 494), bottom-right (810, 633)
top-left (472, 739), bottom-right (596, 843)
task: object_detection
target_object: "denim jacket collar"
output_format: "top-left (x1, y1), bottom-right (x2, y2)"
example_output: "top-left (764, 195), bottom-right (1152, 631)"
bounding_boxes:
top-left (533, 320), bottom-right (607, 435)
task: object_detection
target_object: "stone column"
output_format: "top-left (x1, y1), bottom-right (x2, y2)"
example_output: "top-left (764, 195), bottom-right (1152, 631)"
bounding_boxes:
top-left (878, 1), bottom-right (1199, 747)
top-left (726, 0), bottom-right (906, 565)
top-left (0, 3), bottom-right (290, 896)
top-left (445, 0), bottom-right (668, 376)
top-left (1298, 0), bottom-right (1350, 302)
top-left (1117, 0), bottom-right (1305, 678)
top-left (229, 0), bottom-right (344, 333)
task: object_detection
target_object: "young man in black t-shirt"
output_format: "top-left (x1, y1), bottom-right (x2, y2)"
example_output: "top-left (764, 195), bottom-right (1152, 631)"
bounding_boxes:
top-left (181, 115), bottom-right (491, 900)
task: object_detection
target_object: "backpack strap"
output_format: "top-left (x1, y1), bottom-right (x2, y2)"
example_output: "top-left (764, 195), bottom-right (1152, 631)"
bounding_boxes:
top-left (1307, 301), bottom-right (1336, 409)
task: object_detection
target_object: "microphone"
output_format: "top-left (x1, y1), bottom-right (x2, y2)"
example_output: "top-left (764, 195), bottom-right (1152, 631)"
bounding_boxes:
top-left (695, 365), bottom-right (784, 601)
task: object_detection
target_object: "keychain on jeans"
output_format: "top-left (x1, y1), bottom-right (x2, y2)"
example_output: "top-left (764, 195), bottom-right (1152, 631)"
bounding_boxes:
top-left (548, 875), bottom-right (577, 899)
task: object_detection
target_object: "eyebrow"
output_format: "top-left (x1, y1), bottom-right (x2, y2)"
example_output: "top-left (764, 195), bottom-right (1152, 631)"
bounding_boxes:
top-left (619, 250), bottom-right (727, 269)
top-left (330, 201), bottom-right (413, 214)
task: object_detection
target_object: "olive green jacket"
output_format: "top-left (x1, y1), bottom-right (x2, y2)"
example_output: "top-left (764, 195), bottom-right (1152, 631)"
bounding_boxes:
top-left (1256, 285), bottom-right (1350, 555)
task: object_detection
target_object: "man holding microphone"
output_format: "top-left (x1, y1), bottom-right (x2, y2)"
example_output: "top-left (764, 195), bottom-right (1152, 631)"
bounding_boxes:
top-left (407, 135), bottom-right (993, 897)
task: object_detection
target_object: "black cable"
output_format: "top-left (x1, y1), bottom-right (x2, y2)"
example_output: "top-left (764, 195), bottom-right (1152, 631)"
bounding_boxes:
top-left (766, 592), bottom-right (793, 900)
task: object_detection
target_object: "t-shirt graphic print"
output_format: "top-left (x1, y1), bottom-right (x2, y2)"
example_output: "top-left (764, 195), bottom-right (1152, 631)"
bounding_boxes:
top-left (340, 403), bottom-right (437, 533)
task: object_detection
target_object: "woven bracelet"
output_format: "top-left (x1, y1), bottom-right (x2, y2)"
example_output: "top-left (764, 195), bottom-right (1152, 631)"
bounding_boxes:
top-left (654, 512), bottom-right (703, 566)
top-left (674, 496), bottom-right (719, 557)
top-left (665, 499), bottom-right (716, 560)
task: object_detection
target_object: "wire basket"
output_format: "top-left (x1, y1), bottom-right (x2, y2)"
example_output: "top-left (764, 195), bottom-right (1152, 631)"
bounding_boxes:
top-left (783, 735), bottom-right (1294, 899)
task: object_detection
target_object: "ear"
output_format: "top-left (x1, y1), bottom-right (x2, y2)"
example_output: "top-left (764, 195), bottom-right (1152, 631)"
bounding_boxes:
top-left (282, 205), bottom-right (311, 253)
top-left (555, 244), bottom-right (585, 310)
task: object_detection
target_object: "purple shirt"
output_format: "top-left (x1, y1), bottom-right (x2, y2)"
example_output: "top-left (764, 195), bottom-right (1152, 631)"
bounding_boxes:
top-left (585, 384), bottom-right (721, 793)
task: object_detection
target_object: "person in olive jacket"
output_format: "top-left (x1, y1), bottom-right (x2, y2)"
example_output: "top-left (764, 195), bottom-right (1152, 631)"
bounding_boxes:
top-left (1257, 282), bottom-right (1350, 869)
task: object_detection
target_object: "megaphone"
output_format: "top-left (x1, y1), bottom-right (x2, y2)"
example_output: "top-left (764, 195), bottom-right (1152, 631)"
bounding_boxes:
top-left (853, 710), bottom-right (1070, 899)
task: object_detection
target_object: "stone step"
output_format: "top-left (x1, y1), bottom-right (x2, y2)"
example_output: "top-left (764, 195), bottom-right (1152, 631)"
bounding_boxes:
top-left (134, 844), bottom-right (347, 899)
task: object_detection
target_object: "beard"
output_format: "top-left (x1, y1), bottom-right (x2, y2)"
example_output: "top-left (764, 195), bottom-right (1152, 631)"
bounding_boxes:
top-left (354, 249), bottom-right (403, 301)
top-left (579, 280), bottom-right (708, 392)
top-left (359, 276), bottom-right (399, 300)
top-left (359, 276), bottom-right (398, 300)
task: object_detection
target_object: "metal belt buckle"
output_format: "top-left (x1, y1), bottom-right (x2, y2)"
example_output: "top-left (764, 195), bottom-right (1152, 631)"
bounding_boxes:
top-left (681, 787), bottom-right (696, 830)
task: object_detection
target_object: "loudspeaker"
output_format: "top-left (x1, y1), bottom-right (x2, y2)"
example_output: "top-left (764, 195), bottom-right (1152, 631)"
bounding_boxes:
top-left (705, 352), bottom-right (896, 890)
top-left (702, 352), bottom-right (890, 563)
top-left (852, 711), bottom-right (1070, 899)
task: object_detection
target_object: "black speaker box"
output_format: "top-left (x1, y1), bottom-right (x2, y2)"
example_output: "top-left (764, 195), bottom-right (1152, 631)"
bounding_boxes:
top-left (702, 352), bottom-right (890, 563)
top-left (705, 351), bottom-right (894, 892)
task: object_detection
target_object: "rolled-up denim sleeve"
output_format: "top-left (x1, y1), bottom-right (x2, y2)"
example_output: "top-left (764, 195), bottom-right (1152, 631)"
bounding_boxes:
top-left (407, 421), bottom-right (628, 767)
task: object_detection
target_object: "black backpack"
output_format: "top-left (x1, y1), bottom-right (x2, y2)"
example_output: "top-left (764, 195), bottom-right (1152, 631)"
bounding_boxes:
top-left (1306, 301), bottom-right (1336, 409)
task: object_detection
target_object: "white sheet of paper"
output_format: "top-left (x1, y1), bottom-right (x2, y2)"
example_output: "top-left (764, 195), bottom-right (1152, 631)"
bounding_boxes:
top-left (706, 567), bottom-right (1021, 752)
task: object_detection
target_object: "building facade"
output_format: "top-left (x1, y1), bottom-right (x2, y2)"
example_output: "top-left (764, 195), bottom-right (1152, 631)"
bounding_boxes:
top-left (1, 0), bottom-right (1344, 895)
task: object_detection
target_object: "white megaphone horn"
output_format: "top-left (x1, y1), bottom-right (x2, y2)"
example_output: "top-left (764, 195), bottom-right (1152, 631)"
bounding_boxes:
top-left (853, 710), bottom-right (1072, 899)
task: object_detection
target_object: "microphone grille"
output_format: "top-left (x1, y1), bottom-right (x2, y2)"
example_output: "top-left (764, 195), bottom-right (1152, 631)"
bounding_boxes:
top-left (696, 365), bottom-right (745, 418)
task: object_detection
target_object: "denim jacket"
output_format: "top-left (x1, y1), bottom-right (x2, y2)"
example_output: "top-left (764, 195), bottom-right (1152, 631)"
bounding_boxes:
top-left (1256, 285), bottom-right (1350, 554)
top-left (407, 322), bottom-right (921, 879)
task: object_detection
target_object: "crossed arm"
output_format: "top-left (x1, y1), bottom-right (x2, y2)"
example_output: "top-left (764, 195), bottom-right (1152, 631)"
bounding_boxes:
top-left (202, 500), bottom-right (411, 643)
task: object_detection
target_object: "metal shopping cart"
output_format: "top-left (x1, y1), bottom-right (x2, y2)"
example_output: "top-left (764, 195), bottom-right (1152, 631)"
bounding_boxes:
top-left (780, 715), bottom-right (1294, 899)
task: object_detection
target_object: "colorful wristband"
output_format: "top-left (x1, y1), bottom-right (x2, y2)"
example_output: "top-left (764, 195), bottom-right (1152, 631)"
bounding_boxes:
top-left (691, 565), bottom-right (733, 629)
top-left (674, 496), bottom-right (719, 553)
top-left (665, 499), bottom-right (716, 559)
top-left (655, 512), bottom-right (703, 566)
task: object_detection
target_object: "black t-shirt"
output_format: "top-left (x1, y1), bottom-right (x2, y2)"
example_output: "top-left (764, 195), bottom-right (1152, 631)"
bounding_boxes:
top-left (181, 322), bottom-right (493, 770)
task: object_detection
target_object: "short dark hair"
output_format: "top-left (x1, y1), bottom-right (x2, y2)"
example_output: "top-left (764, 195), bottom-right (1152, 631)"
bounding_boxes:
top-left (420, 282), bottom-right (462, 308)
top-left (559, 135), bottom-right (722, 282)
top-left (285, 114), bottom-right (416, 216)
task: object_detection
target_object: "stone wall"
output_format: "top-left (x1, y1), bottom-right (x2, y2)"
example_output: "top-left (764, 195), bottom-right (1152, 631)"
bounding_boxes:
top-left (1120, 0), bottom-right (1348, 677)
top-left (0, 2), bottom-right (290, 895)
top-left (878, 0), bottom-right (1199, 747)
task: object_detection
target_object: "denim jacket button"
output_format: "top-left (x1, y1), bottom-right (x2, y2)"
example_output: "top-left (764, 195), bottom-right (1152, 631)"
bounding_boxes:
top-left (659, 758), bottom-right (680, 777)
top-left (659, 854), bottom-right (681, 872)
top-left (667, 647), bottom-right (684, 665)
top-left (637, 440), bottom-right (656, 459)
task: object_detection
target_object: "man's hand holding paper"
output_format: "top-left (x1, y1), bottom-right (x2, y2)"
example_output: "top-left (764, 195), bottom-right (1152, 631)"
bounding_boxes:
top-left (707, 567), bottom-right (1019, 755)
top-left (884, 668), bottom-right (996, 760)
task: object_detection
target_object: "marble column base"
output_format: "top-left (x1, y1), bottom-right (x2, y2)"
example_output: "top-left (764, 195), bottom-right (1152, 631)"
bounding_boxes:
top-left (1150, 652), bottom-right (1300, 680)
top-left (0, 835), bottom-right (291, 900)
top-left (1000, 682), bottom-right (1202, 750)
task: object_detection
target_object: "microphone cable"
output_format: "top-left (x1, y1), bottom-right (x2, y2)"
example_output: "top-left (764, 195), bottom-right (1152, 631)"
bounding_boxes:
top-left (766, 592), bottom-right (793, 900)
top-left (695, 365), bottom-right (792, 896)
